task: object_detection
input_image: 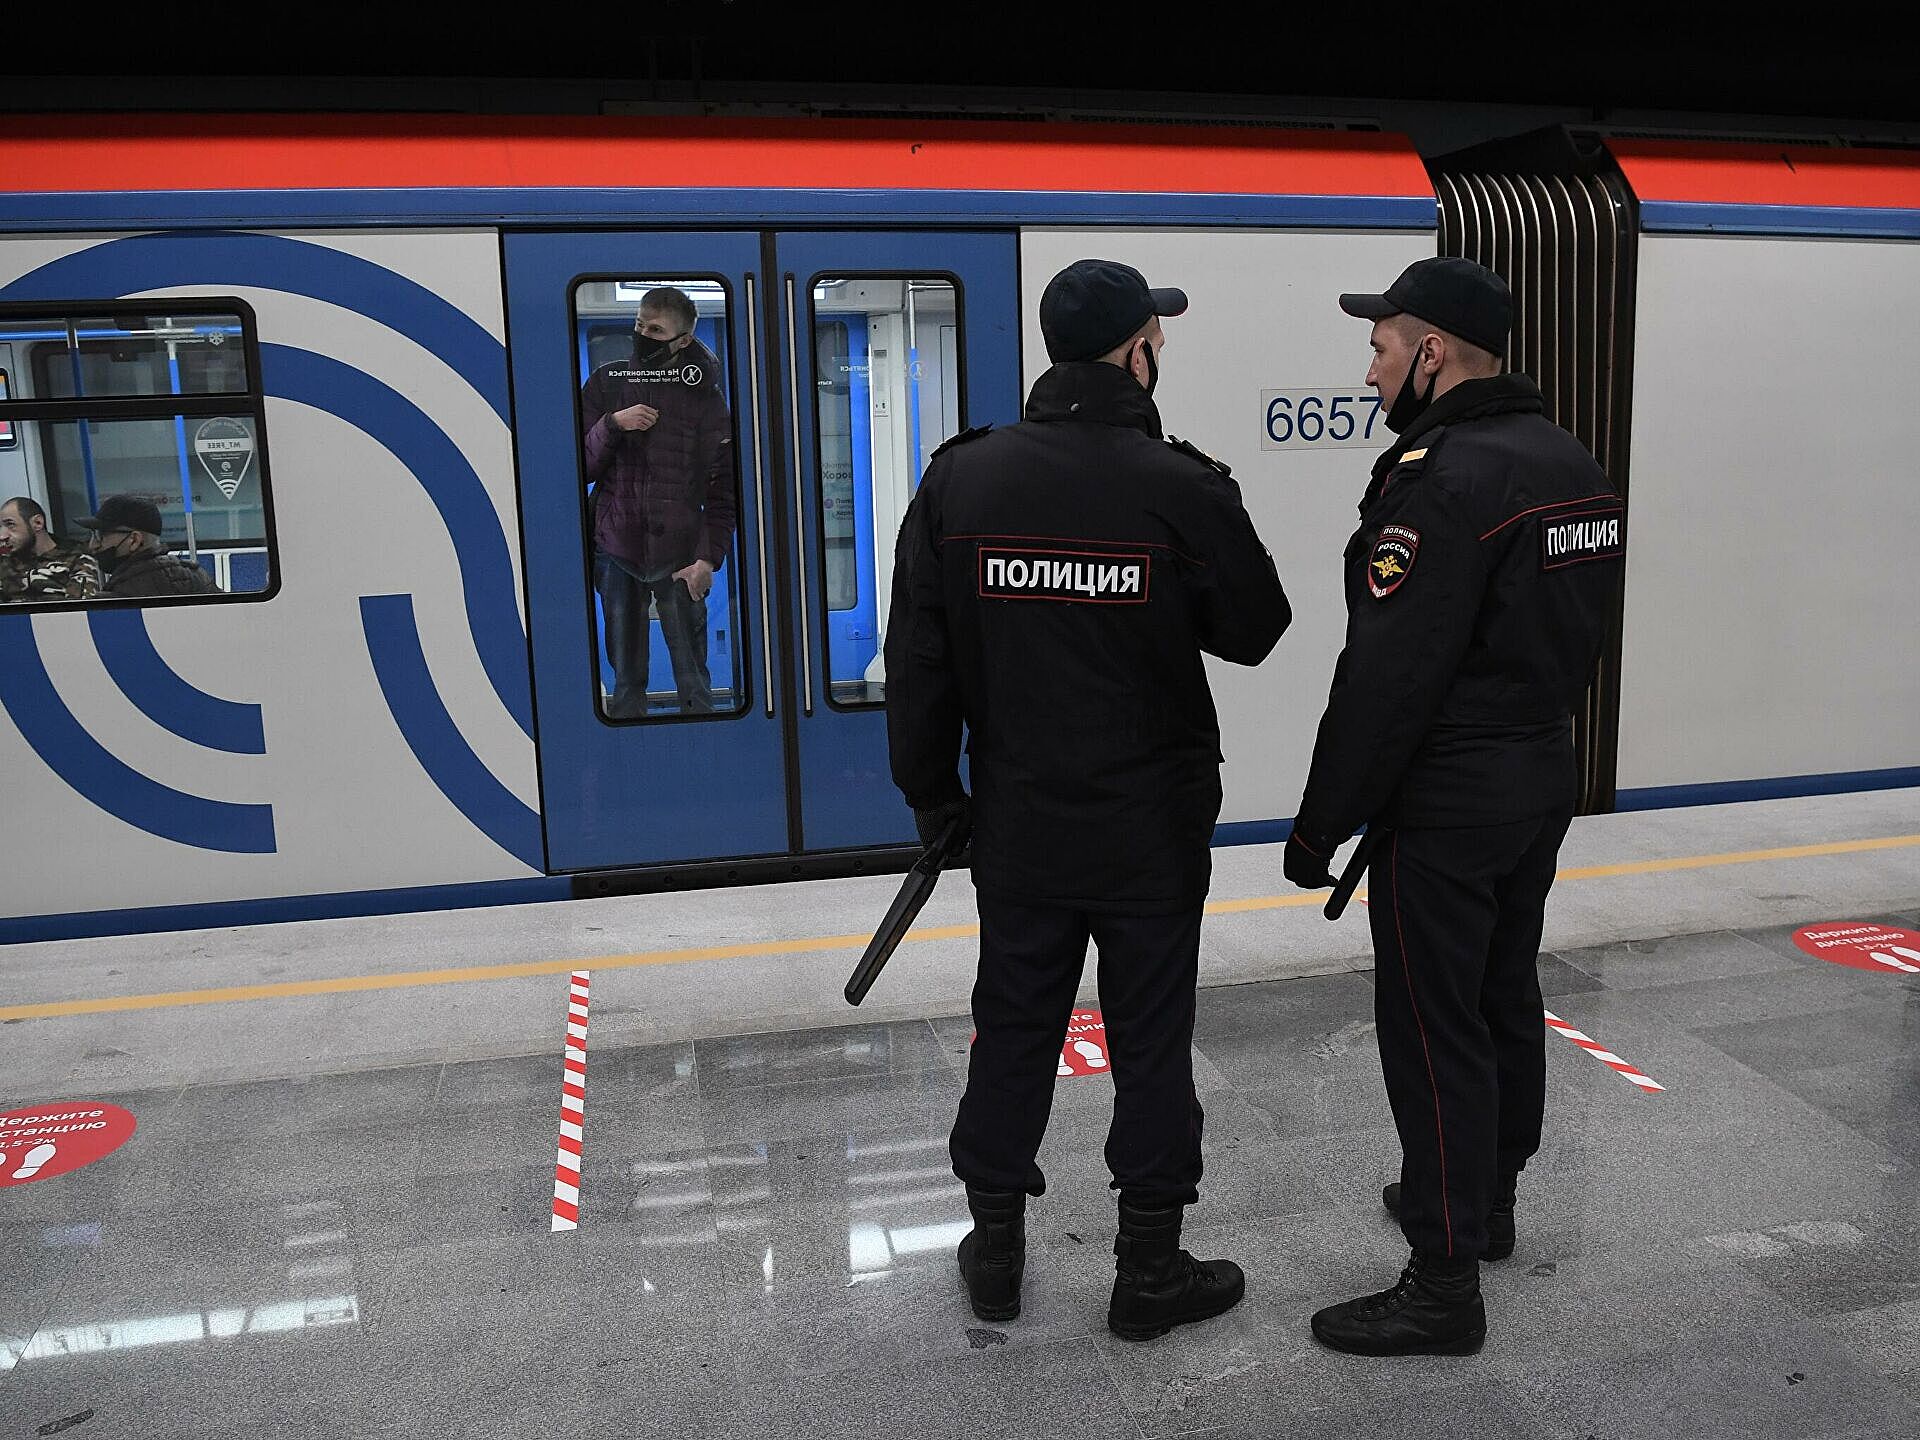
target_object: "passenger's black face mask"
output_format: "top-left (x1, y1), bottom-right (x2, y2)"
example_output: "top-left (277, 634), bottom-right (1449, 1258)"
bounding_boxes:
top-left (1137, 337), bottom-right (1160, 396)
top-left (1385, 349), bottom-right (1434, 433)
top-left (632, 332), bottom-right (676, 367)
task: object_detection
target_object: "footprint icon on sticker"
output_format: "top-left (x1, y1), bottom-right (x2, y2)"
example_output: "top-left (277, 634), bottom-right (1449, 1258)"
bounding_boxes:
top-left (10, 1143), bottom-right (56, 1180)
top-left (1071, 1040), bottom-right (1108, 1070)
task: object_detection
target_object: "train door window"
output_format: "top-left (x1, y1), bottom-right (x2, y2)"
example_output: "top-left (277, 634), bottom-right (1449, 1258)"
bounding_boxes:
top-left (571, 277), bottom-right (747, 721)
top-left (0, 306), bottom-right (275, 604)
top-left (809, 277), bottom-right (962, 707)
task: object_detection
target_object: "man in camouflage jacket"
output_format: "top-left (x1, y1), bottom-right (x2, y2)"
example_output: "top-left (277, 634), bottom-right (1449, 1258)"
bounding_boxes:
top-left (0, 496), bottom-right (101, 602)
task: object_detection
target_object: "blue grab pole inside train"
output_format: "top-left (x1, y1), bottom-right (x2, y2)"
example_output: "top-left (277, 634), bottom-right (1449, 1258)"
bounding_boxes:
top-left (907, 342), bottom-right (923, 481)
top-left (905, 279), bottom-right (924, 480)
top-left (167, 340), bottom-right (199, 559)
top-left (65, 326), bottom-right (99, 512)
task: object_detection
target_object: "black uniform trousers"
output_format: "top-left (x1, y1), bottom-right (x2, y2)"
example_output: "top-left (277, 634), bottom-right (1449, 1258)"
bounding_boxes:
top-left (950, 894), bottom-right (1205, 1208)
top-left (1367, 803), bottom-right (1574, 1261)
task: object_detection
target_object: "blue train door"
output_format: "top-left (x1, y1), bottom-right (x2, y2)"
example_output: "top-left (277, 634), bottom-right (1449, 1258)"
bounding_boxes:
top-left (507, 232), bottom-right (787, 870)
top-left (506, 230), bottom-right (1017, 873)
top-left (772, 232), bottom-right (1019, 850)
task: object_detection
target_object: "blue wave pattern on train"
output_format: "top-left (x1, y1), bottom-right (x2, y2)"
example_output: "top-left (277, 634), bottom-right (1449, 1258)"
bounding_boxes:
top-left (0, 228), bottom-right (544, 932)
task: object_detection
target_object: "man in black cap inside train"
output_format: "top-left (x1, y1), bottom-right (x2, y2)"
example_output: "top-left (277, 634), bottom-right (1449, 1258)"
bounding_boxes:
top-left (885, 259), bottom-right (1292, 1339)
top-left (1282, 256), bottom-right (1623, 1354)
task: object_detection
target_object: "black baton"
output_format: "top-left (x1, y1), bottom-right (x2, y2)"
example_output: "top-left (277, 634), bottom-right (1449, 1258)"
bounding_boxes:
top-left (1323, 827), bottom-right (1382, 921)
top-left (845, 815), bottom-right (965, 1007)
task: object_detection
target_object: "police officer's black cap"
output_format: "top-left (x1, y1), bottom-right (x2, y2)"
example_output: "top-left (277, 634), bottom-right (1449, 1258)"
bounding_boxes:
top-left (78, 494), bottom-right (164, 536)
top-left (1040, 259), bottom-right (1188, 363)
top-left (1339, 256), bottom-right (1511, 356)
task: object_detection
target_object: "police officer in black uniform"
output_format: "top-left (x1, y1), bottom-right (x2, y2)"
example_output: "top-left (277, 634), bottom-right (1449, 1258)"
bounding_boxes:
top-left (885, 259), bottom-right (1292, 1340)
top-left (1282, 257), bottom-right (1623, 1355)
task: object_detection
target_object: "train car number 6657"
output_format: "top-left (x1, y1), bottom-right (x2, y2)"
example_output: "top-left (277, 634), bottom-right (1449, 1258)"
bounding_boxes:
top-left (1260, 389), bottom-right (1387, 451)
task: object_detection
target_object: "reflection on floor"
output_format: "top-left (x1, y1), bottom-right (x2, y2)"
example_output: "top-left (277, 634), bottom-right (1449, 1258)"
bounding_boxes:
top-left (3, 912), bottom-right (1917, 1439)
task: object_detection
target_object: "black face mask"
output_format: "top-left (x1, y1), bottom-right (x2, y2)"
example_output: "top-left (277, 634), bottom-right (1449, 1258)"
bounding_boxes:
top-left (94, 538), bottom-right (128, 575)
top-left (1137, 337), bottom-right (1160, 396)
top-left (632, 333), bottom-right (676, 367)
top-left (1385, 349), bottom-right (1434, 433)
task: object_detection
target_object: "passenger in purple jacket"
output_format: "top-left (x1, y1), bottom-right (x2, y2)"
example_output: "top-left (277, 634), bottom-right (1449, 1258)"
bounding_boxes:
top-left (579, 286), bottom-right (737, 717)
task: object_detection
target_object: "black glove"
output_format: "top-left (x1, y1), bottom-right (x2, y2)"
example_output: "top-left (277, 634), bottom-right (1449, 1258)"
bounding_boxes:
top-left (913, 795), bottom-right (971, 860)
top-left (1283, 829), bottom-right (1336, 890)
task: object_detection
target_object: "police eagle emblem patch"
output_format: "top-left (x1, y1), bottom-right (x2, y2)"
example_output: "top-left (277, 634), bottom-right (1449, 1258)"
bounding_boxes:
top-left (1367, 524), bottom-right (1419, 599)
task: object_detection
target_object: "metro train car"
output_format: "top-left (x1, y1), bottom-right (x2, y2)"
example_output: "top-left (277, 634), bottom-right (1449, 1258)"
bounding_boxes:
top-left (0, 116), bottom-right (1914, 943)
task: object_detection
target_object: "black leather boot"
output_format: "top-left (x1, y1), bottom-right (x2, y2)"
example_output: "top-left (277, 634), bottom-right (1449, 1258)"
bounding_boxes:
top-left (1311, 1250), bottom-right (1485, 1356)
top-left (956, 1187), bottom-right (1025, 1322)
top-left (1107, 1200), bottom-right (1245, 1341)
top-left (1382, 1175), bottom-right (1517, 1262)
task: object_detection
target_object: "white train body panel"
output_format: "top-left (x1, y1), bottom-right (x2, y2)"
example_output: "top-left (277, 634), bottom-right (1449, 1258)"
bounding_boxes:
top-left (1617, 232), bottom-right (1920, 790)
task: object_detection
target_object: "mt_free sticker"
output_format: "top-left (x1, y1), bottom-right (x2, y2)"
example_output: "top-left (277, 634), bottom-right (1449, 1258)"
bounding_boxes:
top-left (1791, 922), bottom-right (1920, 975)
top-left (0, 1101), bottom-right (137, 1186)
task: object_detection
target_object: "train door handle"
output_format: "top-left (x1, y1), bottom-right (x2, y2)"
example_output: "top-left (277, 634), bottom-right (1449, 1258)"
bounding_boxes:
top-left (745, 273), bottom-right (776, 718)
top-left (784, 276), bottom-right (814, 717)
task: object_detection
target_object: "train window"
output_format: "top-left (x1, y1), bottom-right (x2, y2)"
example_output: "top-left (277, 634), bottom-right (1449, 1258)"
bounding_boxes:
top-left (0, 304), bottom-right (275, 607)
top-left (571, 277), bottom-right (747, 722)
top-left (809, 276), bottom-right (962, 708)
top-left (23, 312), bottom-right (251, 400)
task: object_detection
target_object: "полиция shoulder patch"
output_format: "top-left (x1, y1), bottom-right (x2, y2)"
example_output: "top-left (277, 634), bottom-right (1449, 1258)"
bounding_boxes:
top-left (1367, 524), bottom-right (1420, 599)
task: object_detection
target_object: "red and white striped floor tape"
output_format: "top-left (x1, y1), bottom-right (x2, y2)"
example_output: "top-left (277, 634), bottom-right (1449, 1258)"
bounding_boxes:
top-left (1543, 1008), bottom-right (1665, 1093)
top-left (551, 970), bottom-right (590, 1231)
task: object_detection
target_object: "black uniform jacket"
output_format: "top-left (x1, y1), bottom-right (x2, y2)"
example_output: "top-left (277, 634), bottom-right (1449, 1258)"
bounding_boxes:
top-left (886, 361), bottom-right (1291, 914)
top-left (1294, 373), bottom-right (1622, 848)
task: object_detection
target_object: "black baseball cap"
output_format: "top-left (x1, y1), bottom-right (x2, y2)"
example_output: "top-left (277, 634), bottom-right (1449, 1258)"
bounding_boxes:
top-left (1040, 259), bottom-right (1188, 363)
top-left (1339, 257), bottom-right (1511, 356)
top-left (78, 494), bottom-right (164, 537)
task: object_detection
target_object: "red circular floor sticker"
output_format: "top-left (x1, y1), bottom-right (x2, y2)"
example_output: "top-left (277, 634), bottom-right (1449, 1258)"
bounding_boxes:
top-left (0, 1102), bottom-right (136, 1186)
top-left (1792, 922), bottom-right (1920, 975)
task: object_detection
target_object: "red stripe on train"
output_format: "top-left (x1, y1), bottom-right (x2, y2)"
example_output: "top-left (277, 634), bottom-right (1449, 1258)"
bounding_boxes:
top-left (0, 115), bottom-right (1433, 198)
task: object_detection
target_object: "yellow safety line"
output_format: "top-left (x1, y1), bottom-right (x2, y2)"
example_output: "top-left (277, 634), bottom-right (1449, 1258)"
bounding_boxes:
top-left (3, 833), bottom-right (1916, 1023)
top-left (1555, 833), bottom-right (1920, 879)
top-left (1203, 893), bottom-right (1333, 915)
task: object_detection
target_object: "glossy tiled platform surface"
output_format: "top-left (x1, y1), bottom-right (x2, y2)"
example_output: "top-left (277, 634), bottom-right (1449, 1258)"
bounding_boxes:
top-left (5, 908), bottom-right (1918, 1437)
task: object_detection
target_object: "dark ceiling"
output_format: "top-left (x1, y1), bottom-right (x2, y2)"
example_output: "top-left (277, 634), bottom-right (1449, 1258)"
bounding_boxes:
top-left (2, 13), bottom-right (1913, 135)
